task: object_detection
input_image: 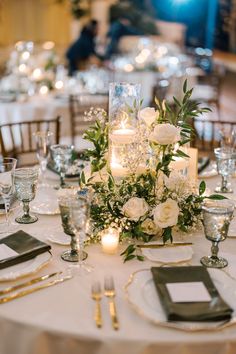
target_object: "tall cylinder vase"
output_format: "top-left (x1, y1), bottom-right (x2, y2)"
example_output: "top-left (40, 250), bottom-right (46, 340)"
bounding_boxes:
top-left (108, 82), bottom-right (141, 177)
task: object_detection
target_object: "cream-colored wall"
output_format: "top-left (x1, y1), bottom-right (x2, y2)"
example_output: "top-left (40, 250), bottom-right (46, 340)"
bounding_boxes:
top-left (0, 0), bottom-right (71, 47)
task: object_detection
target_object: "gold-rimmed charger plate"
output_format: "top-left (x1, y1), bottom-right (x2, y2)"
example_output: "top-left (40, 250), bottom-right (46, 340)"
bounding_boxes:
top-left (124, 268), bottom-right (236, 332)
top-left (0, 252), bottom-right (51, 282)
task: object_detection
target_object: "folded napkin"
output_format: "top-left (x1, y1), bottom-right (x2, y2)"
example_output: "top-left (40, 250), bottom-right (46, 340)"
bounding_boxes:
top-left (0, 230), bottom-right (51, 270)
top-left (151, 266), bottom-right (233, 322)
top-left (198, 157), bottom-right (210, 174)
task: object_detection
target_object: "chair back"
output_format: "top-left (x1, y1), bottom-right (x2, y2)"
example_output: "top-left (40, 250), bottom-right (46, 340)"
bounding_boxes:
top-left (69, 94), bottom-right (108, 147)
top-left (0, 116), bottom-right (61, 166)
top-left (191, 118), bottom-right (236, 154)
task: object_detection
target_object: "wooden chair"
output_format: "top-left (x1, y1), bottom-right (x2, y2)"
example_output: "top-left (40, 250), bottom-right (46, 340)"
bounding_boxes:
top-left (191, 117), bottom-right (236, 156)
top-left (69, 94), bottom-right (108, 147)
top-left (0, 116), bottom-right (61, 166)
top-left (190, 64), bottom-right (225, 119)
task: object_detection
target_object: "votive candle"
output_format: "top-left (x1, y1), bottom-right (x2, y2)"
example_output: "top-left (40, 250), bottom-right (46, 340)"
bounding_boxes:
top-left (101, 228), bottom-right (119, 255)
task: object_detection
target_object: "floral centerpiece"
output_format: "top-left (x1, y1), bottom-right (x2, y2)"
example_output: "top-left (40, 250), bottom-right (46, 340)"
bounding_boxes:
top-left (80, 81), bottom-right (225, 261)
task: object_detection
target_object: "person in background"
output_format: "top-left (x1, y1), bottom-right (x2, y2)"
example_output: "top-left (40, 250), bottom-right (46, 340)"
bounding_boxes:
top-left (66, 19), bottom-right (102, 76)
top-left (104, 17), bottom-right (142, 59)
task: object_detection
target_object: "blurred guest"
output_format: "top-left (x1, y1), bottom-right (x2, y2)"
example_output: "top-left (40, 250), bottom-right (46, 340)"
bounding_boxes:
top-left (105, 17), bottom-right (142, 59)
top-left (66, 20), bottom-right (102, 76)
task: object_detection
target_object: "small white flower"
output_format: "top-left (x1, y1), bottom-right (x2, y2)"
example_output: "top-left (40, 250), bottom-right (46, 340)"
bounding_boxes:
top-left (139, 107), bottom-right (158, 127)
top-left (153, 198), bottom-right (179, 229)
top-left (164, 171), bottom-right (192, 195)
top-left (149, 123), bottom-right (181, 145)
top-left (123, 197), bottom-right (149, 221)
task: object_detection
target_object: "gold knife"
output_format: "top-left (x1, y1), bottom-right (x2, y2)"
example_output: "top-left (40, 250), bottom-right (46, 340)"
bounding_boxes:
top-left (137, 242), bottom-right (193, 249)
top-left (0, 271), bottom-right (62, 296)
top-left (0, 274), bottom-right (72, 304)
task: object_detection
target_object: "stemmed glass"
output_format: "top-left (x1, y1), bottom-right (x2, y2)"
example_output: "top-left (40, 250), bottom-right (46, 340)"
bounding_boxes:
top-left (51, 144), bottom-right (74, 188)
top-left (58, 193), bottom-right (87, 262)
top-left (69, 195), bottom-right (93, 275)
top-left (14, 167), bottom-right (39, 224)
top-left (33, 131), bottom-right (53, 186)
top-left (220, 128), bottom-right (236, 149)
top-left (200, 199), bottom-right (234, 268)
top-left (0, 157), bottom-right (17, 233)
top-left (214, 147), bottom-right (236, 193)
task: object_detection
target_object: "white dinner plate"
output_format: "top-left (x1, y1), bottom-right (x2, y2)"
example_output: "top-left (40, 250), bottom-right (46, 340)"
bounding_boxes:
top-left (141, 243), bottom-right (193, 264)
top-left (31, 185), bottom-right (60, 215)
top-left (0, 252), bottom-right (52, 282)
top-left (47, 229), bottom-right (71, 246)
top-left (125, 268), bottom-right (236, 332)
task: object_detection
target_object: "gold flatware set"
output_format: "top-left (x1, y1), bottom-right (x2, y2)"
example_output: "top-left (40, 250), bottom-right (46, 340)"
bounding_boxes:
top-left (0, 271), bottom-right (72, 304)
top-left (91, 276), bottom-right (119, 330)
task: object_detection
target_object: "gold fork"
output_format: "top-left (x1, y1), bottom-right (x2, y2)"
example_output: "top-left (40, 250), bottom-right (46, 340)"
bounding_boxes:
top-left (104, 276), bottom-right (119, 330)
top-left (91, 281), bottom-right (103, 328)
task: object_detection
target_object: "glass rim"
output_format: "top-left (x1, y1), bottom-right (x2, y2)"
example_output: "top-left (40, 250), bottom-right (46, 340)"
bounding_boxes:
top-left (13, 167), bottom-right (39, 177)
top-left (33, 131), bottom-right (54, 138)
top-left (50, 144), bottom-right (74, 151)
top-left (202, 199), bottom-right (235, 213)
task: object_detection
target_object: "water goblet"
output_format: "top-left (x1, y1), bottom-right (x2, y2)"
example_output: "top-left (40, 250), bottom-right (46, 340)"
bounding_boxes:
top-left (220, 128), bottom-right (236, 149)
top-left (69, 195), bottom-right (93, 275)
top-left (51, 144), bottom-right (74, 188)
top-left (0, 157), bottom-right (17, 233)
top-left (214, 147), bottom-right (236, 193)
top-left (58, 193), bottom-right (87, 262)
top-left (14, 167), bottom-right (39, 224)
top-left (33, 131), bottom-right (53, 185)
top-left (200, 199), bottom-right (234, 268)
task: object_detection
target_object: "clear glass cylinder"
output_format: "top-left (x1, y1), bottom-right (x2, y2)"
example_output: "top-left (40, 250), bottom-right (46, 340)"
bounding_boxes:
top-left (108, 83), bottom-right (141, 177)
top-left (109, 82), bottom-right (141, 130)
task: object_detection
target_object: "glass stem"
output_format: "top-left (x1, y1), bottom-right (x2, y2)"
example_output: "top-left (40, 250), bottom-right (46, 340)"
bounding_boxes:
top-left (4, 198), bottom-right (10, 226)
top-left (221, 175), bottom-right (228, 190)
top-left (60, 172), bottom-right (65, 187)
top-left (211, 241), bottom-right (219, 260)
top-left (23, 201), bottom-right (30, 218)
top-left (70, 233), bottom-right (77, 255)
top-left (40, 160), bottom-right (47, 182)
top-left (78, 237), bottom-right (84, 266)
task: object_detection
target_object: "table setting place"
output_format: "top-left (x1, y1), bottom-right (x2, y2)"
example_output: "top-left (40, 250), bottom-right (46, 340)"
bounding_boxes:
top-left (1, 81), bottom-right (236, 339)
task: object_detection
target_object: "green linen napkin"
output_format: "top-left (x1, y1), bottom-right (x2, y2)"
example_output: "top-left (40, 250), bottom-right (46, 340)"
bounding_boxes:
top-left (0, 230), bottom-right (51, 270)
top-left (151, 266), bottom-right (233, 322)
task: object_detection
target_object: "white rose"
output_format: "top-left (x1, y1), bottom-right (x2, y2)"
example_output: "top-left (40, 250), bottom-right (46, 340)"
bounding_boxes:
top-left (149, 123), bottom-right (181, 145)
top-left (153, 198), bottom-right (179, 229)
top-left (139, 107), bottom-right (158, 127)
top-left (123, 197), bottom-right (149, 221)
top-left (141, 218), bottom-right (159, 235)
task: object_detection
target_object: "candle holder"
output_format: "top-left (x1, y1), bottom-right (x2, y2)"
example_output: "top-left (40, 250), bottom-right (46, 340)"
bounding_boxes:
top-left (101, 228), bottom-right (119, 254)
top-left (109, 83), bottom-right (141, 177)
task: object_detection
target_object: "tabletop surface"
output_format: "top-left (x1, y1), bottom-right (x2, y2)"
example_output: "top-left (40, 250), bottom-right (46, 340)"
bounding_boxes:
top-left (0, 171), bottom-right (236, 354)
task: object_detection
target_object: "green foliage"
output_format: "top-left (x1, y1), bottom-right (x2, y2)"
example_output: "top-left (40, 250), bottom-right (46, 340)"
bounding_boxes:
top-left (82, 81), bottom-right (226, 262)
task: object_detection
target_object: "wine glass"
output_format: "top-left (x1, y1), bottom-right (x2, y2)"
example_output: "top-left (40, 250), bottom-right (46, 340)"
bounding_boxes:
top-left (51, 144), bottom-right (74, 188)
top-left (0, 157), bottom-right (17, 233)
top-left (14, 167), bottom-right (39, 224)
top-left (69, 195), bottom-right (93, 275)
top-left (214, 147), bottom-right (236, 193)
top-left (200, 199), bottom-right (234, 268)
top-left (220, 128), bottom-right (236, 149)
top-left (33, 131), bottom-right (53, 186)
top-left (58, 193), bottom-right (87, 262)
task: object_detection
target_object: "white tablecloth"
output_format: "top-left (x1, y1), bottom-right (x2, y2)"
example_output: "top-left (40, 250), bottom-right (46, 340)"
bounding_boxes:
top-left (0, 173), bottom-right (236, 354)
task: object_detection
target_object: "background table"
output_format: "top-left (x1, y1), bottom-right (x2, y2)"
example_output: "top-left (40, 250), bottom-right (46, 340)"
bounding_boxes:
top-left (0, 173), bottom-right (236, 354)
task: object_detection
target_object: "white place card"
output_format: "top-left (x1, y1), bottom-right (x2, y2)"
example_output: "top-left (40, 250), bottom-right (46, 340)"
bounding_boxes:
top-left (166, 282), bottom-right (211, 303)
top-left (0, 244), bottom-right (19, 261)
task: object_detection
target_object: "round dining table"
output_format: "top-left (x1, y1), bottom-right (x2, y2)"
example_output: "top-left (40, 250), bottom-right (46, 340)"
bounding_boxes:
top-left (0, 170), bottom-right (236, 354)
